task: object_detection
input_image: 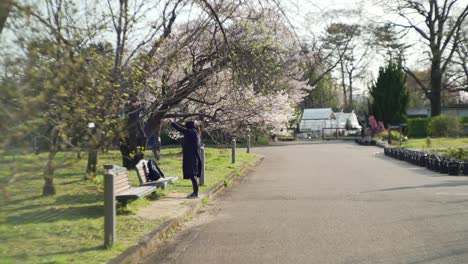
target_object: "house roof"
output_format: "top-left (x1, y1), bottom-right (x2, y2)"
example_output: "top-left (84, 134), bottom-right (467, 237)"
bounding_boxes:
top-left (301, 108), bottom-right (333, 120)
top-left (332, 112), bottom-right (362, 129)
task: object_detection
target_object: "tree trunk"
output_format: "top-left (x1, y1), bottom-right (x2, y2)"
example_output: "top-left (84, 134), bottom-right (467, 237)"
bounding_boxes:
top-left (430, 78), bottom-right (442, 117)
top-left (119, 104), bottom-right (146, 169)
top-left (430, 55), bottom-right (442, 117)
top-left (387, 128), bottom-right (392, 145)
top-left (86, 149), bottom-right (98, 179)
top-left (42, 150), bottom-right (57, 196)
top-left (340, 62), bottom-right (348, 108)
top-left (348, 73), bottom-right (353, 112)
top-left (86, 128), bottom-right (97, 179)
top-left (145, 111), bottom-right (167, 161)
top-left (151, 121), bottom-right (163, 160)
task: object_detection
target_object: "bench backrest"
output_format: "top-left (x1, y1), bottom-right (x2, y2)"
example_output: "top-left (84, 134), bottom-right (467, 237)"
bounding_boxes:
top-left (135, 159), bottom-right (149, 185)
top-left (105, 165), bottom-right (132, 194)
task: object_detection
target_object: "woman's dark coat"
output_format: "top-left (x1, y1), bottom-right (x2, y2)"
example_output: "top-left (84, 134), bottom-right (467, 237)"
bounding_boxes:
top-left (171, 122), bottom-right (201, 179)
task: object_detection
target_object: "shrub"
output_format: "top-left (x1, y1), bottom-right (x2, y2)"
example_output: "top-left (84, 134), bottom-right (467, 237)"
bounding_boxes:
top-left (256, 134), bottom-right (270, 145)
top-left (444, 148), bottom-right (466, 160)
top-left (461, 116), bottom-right (468, 125)
top-left (277, 136), bottom-right (295, 141)
top-left (461, 117), bottom-right (468, 137)
top-left (368, 115), bottom-right (385, 136)
top-left (427, 115), bottom-right (462, 137)
top-left (376, 130), bottom-right (401, 140)
top-left (407, 118), bottom-right (429, 138)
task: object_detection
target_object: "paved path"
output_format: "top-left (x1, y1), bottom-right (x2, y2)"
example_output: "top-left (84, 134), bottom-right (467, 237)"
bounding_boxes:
top-left (141, 142), bottom-right (468, 264)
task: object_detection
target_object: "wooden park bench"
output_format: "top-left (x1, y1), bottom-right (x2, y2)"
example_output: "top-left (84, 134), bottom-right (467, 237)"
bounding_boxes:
top-left (135, 159), bottom-right (178, 189)
top-left (104, 164), bottom-right (157, 207)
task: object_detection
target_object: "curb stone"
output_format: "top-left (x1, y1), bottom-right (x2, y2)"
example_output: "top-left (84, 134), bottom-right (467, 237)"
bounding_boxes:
top-left (108, 156), bottom-right (264, 264)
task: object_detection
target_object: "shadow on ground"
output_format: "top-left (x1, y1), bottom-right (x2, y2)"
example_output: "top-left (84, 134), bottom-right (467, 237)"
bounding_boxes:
top-left (8, 204), bottom-right (102, 224)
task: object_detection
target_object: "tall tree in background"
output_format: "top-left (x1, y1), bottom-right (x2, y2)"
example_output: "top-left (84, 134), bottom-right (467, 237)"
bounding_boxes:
top-left (369, 62), bottom-right (409, 143)
top-left (406, 68), bottom-right (463, 107)
top-left (388, 0), bottom-right (468, 116)
top-left (447, 23), bottom-right (468, 94)
top-left (302, 73), bottom-right (339, 109)
top-left (322, 23), bottom-right (370, 111)
top-left (405, 70), bottom-right (431, 107)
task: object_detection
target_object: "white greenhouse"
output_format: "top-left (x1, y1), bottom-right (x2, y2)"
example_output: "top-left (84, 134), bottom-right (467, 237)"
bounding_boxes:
top-left (298, 108), bottom-right (362, 138)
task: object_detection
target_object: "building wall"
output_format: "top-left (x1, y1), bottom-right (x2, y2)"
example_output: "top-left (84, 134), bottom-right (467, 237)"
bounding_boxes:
top-left (442, 108), bottom-right (468, 117)
top-left (299, 119), bottom-right (331, 132)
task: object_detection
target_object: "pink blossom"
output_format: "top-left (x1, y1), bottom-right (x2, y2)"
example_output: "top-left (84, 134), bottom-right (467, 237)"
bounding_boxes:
top-left (368, 115), bottom-right (385, 136)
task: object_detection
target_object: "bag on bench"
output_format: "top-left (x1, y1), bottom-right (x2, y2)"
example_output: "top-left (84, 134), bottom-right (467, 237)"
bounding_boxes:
top-left (146, 159), bottom-right (165, 182)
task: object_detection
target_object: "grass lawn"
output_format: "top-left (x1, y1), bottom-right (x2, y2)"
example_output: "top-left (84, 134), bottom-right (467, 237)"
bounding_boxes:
top-left (401, 137), bottom-right (468, 149)
top-left (0, 147), bottom-right (256, 264)
top-left (400, 137), bottom-right (468, 161)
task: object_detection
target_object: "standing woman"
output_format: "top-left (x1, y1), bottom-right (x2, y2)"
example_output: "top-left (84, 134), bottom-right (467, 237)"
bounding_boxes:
top-left (171, 120), bottom-right (201, 199)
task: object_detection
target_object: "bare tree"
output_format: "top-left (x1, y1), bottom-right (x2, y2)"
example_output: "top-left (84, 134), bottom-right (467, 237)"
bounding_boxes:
top-left (321, 23), bottom-right (370, 111)
top-left (446, 23), bottom-right (468, 94)
top-left (387, 0), bottom-right (468, 116)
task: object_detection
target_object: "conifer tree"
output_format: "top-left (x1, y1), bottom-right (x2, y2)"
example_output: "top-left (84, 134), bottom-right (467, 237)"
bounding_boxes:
top-left (369, 62), bottom-right (409, 143)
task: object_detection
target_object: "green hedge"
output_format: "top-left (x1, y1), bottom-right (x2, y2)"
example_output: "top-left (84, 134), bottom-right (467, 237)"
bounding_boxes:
top-left (256, 134), bottom-right (270, 145)
top-left (461, 116), bottom-right (468, 125)
top-left (428, 115), bottom-right (462, 137)
top-left (277, 136), bottom-right (295, 141)
top-left (407, 118), bottom-right (429, 138)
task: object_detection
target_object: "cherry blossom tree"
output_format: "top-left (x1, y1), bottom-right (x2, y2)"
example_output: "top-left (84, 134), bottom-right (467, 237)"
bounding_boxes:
top-left (138, 4), bottom-right (309, 158)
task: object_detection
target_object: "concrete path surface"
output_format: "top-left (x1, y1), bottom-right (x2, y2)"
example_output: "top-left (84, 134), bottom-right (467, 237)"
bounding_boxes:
top-left (140, 141), bottom-right (468, 264)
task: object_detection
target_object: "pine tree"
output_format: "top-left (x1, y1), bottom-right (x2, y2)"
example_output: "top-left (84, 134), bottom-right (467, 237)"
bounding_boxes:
top-left (369, 62), bottom-right (409, 143)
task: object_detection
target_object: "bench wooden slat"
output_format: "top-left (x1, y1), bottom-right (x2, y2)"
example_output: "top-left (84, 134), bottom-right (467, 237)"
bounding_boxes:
top-left (135, 159), bottom-right (178, 189)
top-left (105, 164), bottom-right (157, 206)
top-left (114, 179), bottom-right (130, 187)
top-left (140, 177), bottom-right (179, 188)
top-left (114, 186), bottom-right (129, 193)
top-left (117, 186), bottom-right (156, 197)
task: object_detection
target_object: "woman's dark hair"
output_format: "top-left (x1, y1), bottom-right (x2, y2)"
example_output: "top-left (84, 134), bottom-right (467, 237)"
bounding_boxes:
top-left (185, 121), bottom-right (195, 129)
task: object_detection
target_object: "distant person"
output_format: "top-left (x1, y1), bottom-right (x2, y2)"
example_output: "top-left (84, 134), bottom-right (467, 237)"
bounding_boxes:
top-left (170, 120), bottom-right (202, 199)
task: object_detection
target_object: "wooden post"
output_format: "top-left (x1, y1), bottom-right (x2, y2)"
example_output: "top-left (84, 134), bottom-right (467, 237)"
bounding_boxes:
top-left (199, 146), bottom-right (206, 186)
top-left (231, 138), bottom-right (236, 164)
top-left (399, 125), bottom-right (403, 145)
top-left (247, 127), bottom-right (251, 153)
top-left (103, 164), bottom-right (116, 248)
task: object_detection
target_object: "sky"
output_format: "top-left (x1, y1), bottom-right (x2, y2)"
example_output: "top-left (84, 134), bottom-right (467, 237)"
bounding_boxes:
top-left (282, 0), bottom-right (468, 95)
top-left (1, 0), bottom-right (467, 96)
